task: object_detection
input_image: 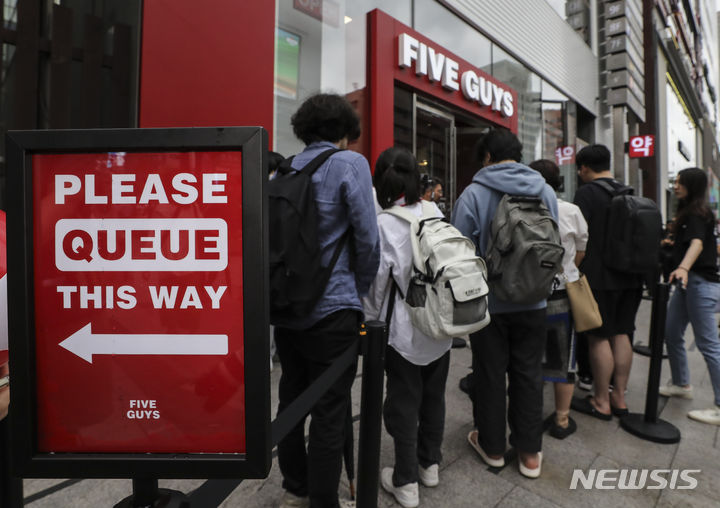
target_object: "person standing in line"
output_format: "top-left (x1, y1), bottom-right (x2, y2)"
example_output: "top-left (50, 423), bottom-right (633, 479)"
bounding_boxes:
top-left (452, 128), bottom-right (558, 478)
top-left (660, 167), bottom-right (720, 425)
top-left (570, 144), bottom-right (643, 420)
top-left (273, 93), bottom-right (380, 508)
top-left (529, 159), bottom-right (588, 439)
top-left (363, 147), bottom-right (452, 508)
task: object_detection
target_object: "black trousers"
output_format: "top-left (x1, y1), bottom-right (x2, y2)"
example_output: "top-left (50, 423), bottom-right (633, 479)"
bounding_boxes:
top-left (275, 310), bottom-right (360, 508)
top-left (470, 309), bottom-right (545, 455)
top-left (383, 346), bottom-right (450, 487)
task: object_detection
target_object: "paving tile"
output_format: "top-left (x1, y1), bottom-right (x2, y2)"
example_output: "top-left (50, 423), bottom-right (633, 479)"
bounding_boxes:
top-left (495, 486), bottom-right (563, 508)
top-left (657, 488), bottom-right (720, 508)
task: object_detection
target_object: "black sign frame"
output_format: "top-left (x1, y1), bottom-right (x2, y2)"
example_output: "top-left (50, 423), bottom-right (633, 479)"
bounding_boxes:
top-left (5, 127), bottom-right (271, 479)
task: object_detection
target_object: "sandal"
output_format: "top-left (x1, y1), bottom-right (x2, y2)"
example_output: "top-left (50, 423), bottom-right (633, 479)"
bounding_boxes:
top-left (571, 396), bottom-right (612, 421)
top-left (467, 430), bottom-right (504, 468)
top-left (611, 406), bottom-right (629, 417)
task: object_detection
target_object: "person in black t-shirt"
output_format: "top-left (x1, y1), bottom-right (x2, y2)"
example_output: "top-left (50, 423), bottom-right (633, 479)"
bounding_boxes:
top-left (570, 145), bottom-right (643, 421)
top-left (660, 167), bottom-right (720, 426)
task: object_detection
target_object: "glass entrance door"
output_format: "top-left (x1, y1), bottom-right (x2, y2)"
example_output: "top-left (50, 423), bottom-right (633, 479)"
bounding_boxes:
top-left (415, 101), bottom-right (455, 215)
top-left (393, 87), bottom-right (493, 215)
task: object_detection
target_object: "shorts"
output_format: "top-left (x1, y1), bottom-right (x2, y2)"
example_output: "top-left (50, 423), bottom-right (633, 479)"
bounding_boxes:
top-left (588, 288), bottom-right (643, 338)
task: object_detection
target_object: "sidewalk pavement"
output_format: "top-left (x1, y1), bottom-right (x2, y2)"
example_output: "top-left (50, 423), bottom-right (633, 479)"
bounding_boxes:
top-left (21, 298), bottom-right (720, 507)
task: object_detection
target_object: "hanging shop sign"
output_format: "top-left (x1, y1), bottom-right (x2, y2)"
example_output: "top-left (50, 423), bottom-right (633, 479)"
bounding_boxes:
top-left (6, 127), bottom-right (270, 479)
top-left (629, 134), bottom-right (655, 158)
top-left (555, 146), bottom-right (576, 165)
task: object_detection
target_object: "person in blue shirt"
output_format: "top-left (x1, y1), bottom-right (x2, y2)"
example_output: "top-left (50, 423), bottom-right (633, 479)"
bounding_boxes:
top-left (274, 93), bottom-right (380, 508)
top-left (452, 128), bottom-right (558, 479)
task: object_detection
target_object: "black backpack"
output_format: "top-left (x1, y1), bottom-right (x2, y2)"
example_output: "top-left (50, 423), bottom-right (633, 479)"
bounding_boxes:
top-left (268, 148), bottom-right (348, 323)
top-left (593, 179), bottom-right (662, 274)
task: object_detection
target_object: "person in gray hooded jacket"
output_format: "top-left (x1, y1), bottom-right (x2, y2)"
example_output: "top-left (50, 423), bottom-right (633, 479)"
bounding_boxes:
top-left (452, 128), bottom-right (558, 479)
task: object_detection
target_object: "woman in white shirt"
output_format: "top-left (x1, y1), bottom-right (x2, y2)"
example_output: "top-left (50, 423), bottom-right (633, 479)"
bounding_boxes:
top-left (364, 147), bottom-right (452, 508)
top-left (529, 159), bottom-right (589, 439)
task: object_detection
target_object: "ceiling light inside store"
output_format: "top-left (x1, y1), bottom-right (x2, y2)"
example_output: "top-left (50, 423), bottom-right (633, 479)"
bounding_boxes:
top-left (419, 160), bottom-right (428, 166)
top-left (344, 16), bottom-right (352, 24)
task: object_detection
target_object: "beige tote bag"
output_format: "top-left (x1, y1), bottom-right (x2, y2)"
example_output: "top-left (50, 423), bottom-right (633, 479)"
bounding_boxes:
top-left (565, 274), bottom-right (602, 332)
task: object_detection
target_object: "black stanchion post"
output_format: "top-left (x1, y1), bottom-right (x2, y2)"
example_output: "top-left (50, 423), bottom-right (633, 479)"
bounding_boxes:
top-left (114, 477), bottom-right (190, 507)
top-left (620, 282), bottom-right (681, 443)
top-left (132, 478), bottom-right (160, 507)
top-left (356, 321), bottom-right (388, 508)
top-left (0, 417), bottom-right (23, 508)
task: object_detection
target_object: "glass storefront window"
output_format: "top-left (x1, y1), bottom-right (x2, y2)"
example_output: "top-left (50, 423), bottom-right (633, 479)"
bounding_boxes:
top-left (492, 46), bottom-right (541, 164)
top-left (274, 1), bottom-right (411, 157)
top-left (413, 0), bottom-right (491, 73)
top-left (540, 81), bottom-right (576, 198)
top-left (666, 79), bottom-right (697, 178)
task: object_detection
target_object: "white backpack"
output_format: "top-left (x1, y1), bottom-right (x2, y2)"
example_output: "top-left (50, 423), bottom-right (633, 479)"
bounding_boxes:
top-left (383, 201), bottom-right (491, 341)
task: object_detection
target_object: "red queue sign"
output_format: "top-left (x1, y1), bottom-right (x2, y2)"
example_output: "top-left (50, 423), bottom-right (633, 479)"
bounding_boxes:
top-left (6, 128), bottom-right (270, 479)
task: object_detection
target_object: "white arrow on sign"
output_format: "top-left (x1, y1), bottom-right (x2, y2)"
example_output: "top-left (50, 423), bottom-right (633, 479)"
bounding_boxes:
top-left (59, 323), bottom-right (229, 364)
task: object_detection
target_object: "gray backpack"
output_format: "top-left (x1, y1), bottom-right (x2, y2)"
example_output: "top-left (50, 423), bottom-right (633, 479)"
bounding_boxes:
top-left (383, 201), bottom-right (490, 341)
top-left (485, 194), bottom-right (564, 304)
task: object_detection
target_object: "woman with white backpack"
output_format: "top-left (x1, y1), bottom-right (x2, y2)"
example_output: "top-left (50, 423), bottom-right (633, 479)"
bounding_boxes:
top-left (363, 147), bottom-right (453, 508)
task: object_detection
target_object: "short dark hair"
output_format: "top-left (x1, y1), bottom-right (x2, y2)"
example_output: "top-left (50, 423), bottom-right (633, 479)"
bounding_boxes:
top-left (528, 159), bottom-right (561, 191)
top-left (475, 128), bottom-right (523, 164)
top-left (291, 93), bottom-right (361, 145)
top-left (576, 144), bottom-right (611, 173)
top-left (374, 147), bottom-right (421, 209)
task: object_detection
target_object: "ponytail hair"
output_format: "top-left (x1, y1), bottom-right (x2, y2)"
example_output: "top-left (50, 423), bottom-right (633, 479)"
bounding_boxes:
top-left (374, 147), bottom-right (421, 209)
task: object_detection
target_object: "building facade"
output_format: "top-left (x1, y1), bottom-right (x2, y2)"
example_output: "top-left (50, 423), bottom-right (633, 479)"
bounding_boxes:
top-left (1, 0), bottom-right (718, 219)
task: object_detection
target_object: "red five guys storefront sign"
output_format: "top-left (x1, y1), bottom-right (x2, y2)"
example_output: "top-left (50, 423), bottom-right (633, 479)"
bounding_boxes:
top-left (6, 128), bottom-right (270, 479)
top-left (368, 9), bottom-right (518, 165)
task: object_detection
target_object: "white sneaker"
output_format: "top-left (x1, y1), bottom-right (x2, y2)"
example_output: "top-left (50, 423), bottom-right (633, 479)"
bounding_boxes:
top-left (279, 491), bottom-right (309, 508)
top-left (381, 467), bottom-right (419, 508)
top-left (659, 381), bottom-right (694, 399)
top-left (688, 406), bottom-right (720, 425)
top-left (339, 499), bottom-right (356, 508)
top-left (418, 463), bottom-right (439, 487)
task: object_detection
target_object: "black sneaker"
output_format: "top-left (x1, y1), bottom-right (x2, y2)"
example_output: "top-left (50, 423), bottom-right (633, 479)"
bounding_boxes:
top-left (577, 376), bottom-right (592, 391)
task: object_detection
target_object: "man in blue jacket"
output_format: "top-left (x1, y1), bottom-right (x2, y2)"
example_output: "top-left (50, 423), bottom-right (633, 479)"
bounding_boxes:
top-left (275, 93), bottom-right (380, 508)
top-left (452, 128), bottom-right (558, 479)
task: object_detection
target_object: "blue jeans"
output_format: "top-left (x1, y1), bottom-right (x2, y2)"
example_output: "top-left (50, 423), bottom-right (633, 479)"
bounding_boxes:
top-left (664, 272), bottom-right (720, 405)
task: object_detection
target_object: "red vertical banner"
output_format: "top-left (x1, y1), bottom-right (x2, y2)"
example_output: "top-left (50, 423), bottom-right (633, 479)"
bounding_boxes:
top-left (32, 151), bottom-right (245, 453)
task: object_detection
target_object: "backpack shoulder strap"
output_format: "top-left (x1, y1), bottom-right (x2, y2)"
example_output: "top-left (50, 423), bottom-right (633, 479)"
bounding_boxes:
top-left (276, 155), bottom-right (295, 176)
top-left (592, 179), bottom-right (633, 197)
top-left (419, 200), bottom-right (439, 218)
top-left (382, 205), bottom-right (420, 224)
top-left (299, 148), bottom-right (344, 177)
top-left (381, 205), bottom-right (428, 276)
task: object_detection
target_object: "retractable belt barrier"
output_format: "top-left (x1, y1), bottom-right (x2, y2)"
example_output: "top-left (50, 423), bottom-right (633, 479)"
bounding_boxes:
top-left (191, 321), bottom-right (388, 508)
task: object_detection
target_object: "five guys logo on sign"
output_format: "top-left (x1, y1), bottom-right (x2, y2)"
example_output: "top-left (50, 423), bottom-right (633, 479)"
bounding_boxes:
top-left (32, 150), bottom-right (246, 454)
